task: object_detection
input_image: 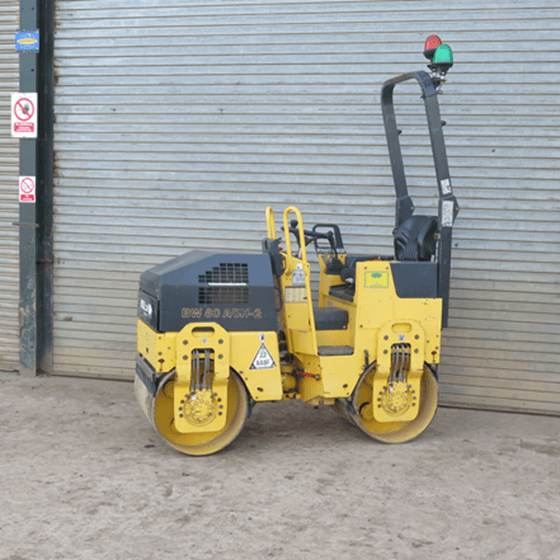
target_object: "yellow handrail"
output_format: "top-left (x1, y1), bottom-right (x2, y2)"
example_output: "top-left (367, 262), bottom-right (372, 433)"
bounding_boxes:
top-left (282, 206), bottom-right (307, 264)
top-left (265, 206), bottom-right (276, 239)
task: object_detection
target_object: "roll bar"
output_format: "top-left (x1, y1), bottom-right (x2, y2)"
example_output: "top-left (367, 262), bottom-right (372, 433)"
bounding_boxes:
top-left (381, 70), bottom-right (459, 328)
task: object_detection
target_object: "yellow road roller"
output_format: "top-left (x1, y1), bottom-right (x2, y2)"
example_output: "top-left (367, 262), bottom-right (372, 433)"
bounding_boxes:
top-left (135, 37), bottom-right (459, 455)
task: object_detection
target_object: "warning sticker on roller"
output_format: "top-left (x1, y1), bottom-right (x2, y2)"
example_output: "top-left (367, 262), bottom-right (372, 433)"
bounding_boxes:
top-left (249, 342), bottom-right (277, 370)
top-left (19, 176), bottom-right (36, 203)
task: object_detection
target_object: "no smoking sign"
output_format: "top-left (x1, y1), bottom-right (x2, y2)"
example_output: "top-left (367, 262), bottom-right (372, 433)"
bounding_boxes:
top-left (11, 92), bottom-right (38, 138)
top-left (19, 176), bottom-right (36, 203)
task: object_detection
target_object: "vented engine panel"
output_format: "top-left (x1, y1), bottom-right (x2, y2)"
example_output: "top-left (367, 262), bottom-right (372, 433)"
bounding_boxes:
top-left (138, 251), bottom-right (277, 333)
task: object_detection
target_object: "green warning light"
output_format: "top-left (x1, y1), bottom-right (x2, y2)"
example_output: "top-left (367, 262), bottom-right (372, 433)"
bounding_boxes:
top-left (433, 44), bottom-right (453, 67)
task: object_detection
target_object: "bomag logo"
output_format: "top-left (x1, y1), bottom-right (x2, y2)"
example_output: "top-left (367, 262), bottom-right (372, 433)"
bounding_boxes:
top-left (140, 299), bottom-right (153, 317)
top-left (364, 271), bottom-right (389, 288)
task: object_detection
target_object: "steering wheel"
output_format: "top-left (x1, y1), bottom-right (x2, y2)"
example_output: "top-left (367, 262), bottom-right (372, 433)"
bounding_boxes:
top-left (288, 220), bottom-right (336, 250)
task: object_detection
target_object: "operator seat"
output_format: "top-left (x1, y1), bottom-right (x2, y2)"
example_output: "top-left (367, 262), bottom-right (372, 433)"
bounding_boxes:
top-left (393, 215), bottom-right (438, 262)
top-left (329, 215), bottom-right (438, 303)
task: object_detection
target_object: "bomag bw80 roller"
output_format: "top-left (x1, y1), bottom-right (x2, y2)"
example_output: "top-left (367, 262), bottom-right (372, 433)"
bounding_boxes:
top-left (135, 37), bottom-right (459, 456)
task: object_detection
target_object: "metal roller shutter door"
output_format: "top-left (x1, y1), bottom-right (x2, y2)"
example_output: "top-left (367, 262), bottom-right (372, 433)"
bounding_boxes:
top-left (0, 1), bottom-right (20, 373)
top-left (53, 1), bottom-right (560, 415)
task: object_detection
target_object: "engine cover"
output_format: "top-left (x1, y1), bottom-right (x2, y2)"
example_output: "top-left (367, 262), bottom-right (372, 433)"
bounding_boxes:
top-left (138, 250), bottom-right (278, 333)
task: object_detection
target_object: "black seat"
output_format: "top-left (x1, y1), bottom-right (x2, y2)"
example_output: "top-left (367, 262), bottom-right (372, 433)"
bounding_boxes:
top-left (262, 237), bottom-right (285, 277)
top-left (329, 284), bottom-right (355, 302)
top-left (393, 215), bottom-right (438, 261)
top-left (345, 255), bottom-right (381, 270)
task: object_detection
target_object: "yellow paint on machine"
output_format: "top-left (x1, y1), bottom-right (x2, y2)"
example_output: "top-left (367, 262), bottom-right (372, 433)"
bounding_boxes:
top-left (137, 319), bottom-right (283, 402)
top-left (137, 319), bottom-right (175, 373)
top-left (135, 205), bottom-right (445, 454)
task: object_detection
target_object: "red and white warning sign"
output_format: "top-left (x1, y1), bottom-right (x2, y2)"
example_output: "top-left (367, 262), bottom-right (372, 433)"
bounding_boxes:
top-left (11, 93), bottom-right (38, 138)
top-left (19, 176), bottom-right (36, 203)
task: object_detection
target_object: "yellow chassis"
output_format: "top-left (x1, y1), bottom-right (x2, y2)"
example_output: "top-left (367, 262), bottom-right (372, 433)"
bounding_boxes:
top-left (137, 206), bottom-right (442, 437)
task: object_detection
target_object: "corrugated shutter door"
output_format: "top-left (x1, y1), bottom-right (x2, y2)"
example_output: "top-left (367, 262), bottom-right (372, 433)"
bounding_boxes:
top-left (0, 1), bottom-right (20, 373)
top-left (53, 1), bottom-right (560, 414)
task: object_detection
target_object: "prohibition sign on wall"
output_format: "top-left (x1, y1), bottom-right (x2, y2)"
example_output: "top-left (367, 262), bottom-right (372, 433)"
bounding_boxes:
top-left (11, 92), bottom-right (38, 138)
top-left (19, 176), bottom-right (36, 203)
top-left (14, 98), bottom-right (35, 121)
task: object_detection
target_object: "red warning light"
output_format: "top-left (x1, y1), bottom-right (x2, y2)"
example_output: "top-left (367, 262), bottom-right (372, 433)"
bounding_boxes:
top-left (424, 35), bottom-right (442, 60)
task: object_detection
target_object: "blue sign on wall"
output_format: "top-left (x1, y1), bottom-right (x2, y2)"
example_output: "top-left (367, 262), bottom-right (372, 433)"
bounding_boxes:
top-left (15, 31), bottom-right (40, 52)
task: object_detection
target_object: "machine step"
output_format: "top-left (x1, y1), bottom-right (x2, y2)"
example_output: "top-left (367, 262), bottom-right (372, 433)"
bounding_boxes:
top-left (318, 345), bottom-right (354, 356)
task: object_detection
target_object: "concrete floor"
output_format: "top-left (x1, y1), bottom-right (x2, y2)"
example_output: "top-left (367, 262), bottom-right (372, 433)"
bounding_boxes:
top-left (1, 371), bottom-right (559, 560)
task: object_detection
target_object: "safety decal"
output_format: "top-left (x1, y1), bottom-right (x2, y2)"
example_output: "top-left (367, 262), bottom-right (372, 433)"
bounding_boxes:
top-left (364, 271), bottom-right (389, 289)
top-left (19, 176), bottom-right (36, 203)
top-left (441, 200), bottom-right (454, 227)
top-left (249, 341), bottom-right (277, 370)
top-left (285, 286), bottom-right (307, 303)
top-left (291, 267), bottom-right (306, 286)
top-left (11, 93), bottom-right (38, 138)
top-left (440, 178), bottom-right (452, 195)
